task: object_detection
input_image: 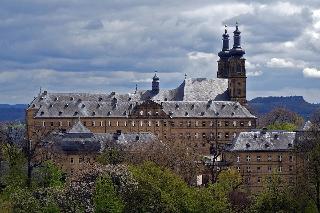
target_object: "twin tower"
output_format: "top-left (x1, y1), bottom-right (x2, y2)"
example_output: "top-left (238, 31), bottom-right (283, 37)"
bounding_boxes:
top-left (151, 23), bottom-right (247, 105)
top-left (217, 23), bottom-right (247, 105)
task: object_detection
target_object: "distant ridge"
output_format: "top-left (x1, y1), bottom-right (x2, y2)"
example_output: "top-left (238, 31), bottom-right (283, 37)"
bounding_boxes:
top-left (248, 96), bottom-right (320, 119)
top-left (0, 104), bottom-right (27, 122)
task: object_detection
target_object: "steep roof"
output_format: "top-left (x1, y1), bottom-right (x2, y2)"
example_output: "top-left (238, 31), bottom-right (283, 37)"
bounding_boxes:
top-left (227, 130), bottom-right (296, 152)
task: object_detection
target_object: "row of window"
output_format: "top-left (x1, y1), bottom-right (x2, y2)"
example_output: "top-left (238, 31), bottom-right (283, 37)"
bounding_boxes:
top-left (70, 157), bottom-right (93, 164)
top-left (41, 120), bottom-right (252, 128)
top-left (244, 176), bottom-right (294, 185)
top-left (237, 165), bottom-right (294, 173)
top-left (163, 132), bottom-right (238, 140)
top-left (237, 155), bottom-right (294, 163)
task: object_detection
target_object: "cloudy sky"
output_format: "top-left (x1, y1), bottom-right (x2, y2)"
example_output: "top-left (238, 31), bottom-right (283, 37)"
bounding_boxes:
top-left (1, 0), bottom-right (320, 104)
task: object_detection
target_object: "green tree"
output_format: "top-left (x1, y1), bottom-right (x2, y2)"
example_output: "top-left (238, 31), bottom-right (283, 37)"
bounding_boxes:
top-left (94, 175), bottom-right (124, 213)
top-left (34, 160), bottom-right (64, 188)
top-left (97, 147), bottom-right (124, 165)
top-left (252, 173), bottom-right (296, 212)
top-left (267, 122), bottom-right (297, 131)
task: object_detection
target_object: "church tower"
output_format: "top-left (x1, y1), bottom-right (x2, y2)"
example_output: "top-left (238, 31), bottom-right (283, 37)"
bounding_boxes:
top-left (152, 71), bottom-right (160, 94)
top-left (227, 23), bottom-right (246, 105)
top-left (217, 26), bottom-right (230, 78)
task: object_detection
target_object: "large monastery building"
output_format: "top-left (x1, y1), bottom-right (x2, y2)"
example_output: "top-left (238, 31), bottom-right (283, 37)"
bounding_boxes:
top-left (26, 24), bottom-right (256, 156)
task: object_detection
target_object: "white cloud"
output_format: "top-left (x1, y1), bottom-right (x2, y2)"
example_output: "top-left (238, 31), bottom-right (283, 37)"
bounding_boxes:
top-left (266, 58), bottom-right (296, 68)
top-left (247, 70), bottom-right (263, 76)
top-left (303, 67), bottom-right (320, 78)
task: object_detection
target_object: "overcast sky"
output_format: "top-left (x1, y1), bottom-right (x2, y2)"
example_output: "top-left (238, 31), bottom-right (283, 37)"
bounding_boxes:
top-left (0, 0), bottom-right (320, 104)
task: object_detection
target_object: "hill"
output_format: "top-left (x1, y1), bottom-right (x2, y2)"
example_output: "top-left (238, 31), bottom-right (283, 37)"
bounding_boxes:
top-left (248, 96), bottom-right (320, 119)
top-left (0, 104), bottom-right (27, 122)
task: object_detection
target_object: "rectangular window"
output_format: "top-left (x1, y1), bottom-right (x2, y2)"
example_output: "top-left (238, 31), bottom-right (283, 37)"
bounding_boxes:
top-left (195, 133), bottom-right (199, 139)
top-left (100, 121), bottom-right (103, 126)
top-left (124, 121), bottom-right (127, 127)
top-left (156, 121), bottom-right (160, 127)
top-left (278, 166), bottom-right (282, 172)
top-left (202, 121), bottom-right (206, 127)
top-left (132, 121), bottom-right (135, 127)
top-left (180, 121), bottom-right (183, 127)
top-left (116, 121), bottom-right (119, 127)
top-left (68, 121), bottom-right (71, 127)
top-left (164, 121), bottom-right (167, 126)
top-left (92, 121), bottom-right (95, 127)
top-left (218, 121), bottom-right (222, 127)
top-left (51, 122), bottom-right (54, 127)
top-left (225, 121), bottom-right (229, 127)
top-left (195, 121), bottom-right (199, 127)
top-left (210, 121), bottom-right (213, 127)
top-left (240, 121), bottom-right (244, 127)
top-left (225, 132), bottom-right (229, 139)
top-left (83, 121), bottom-right (86, 126)
top-left (289, 156), bottom-right (293, 162)
top-left (179, 133), bottom-right (183, 138)
top-left (237, 166), bottom-right (240, 172)
top-left (202, 133), bottom-right (206, 139)
top-left (278, 155), bottom-right (282, 162)
top-left (257, 156), bottom-right (261, 161)
top-left (257, 166), bottom-right (261, 171)
top-left (257, 177), bottom-right (262, 183)
top-left (237, 156), bottom-right (240, 162)
top-left (248, 121), bottom-right (252, 127)
top-left (140, 121), bottom-right (143, 127)
top-left (246, 166), bottom-right (251, 172)
top-left (217, 132), bottom-right (222, 139)
top-left (187, 121), bottom-right (191, 127)
top-left (246, 155), bottom-right (251, 161)
top-left (289, 165), bottom-right (293, 171)
top-left (108, 121), bottom-right (111, 126)
top-left (268, 155), bottom-right (272, 161)
top-left (268, 166), bottom-right (272, 172)
top-left (59, 121), bottom-right (62, 127)
top-left (148, 121), bottom-right (151, 127)
top-left (233, 121), bottom-right (237, 127)
top-left (70, 158), bottom-right (74, 164)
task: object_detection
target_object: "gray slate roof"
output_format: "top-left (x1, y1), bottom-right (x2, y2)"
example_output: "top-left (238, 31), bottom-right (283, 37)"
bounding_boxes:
top-left (227, 130), bottom-right (296, 152)
top-left (28, 78), bottom-right (254, 119)
top-left (45, 122), bottom-right (157, 154)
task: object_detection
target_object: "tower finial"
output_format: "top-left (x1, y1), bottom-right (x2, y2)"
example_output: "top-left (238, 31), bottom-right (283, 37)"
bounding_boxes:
top-left (135, 84), bottom-right (138, 94)
top-left (224, 25), bottom-right (227, 34)
top-left (184, 73), bottom-right (187, 79)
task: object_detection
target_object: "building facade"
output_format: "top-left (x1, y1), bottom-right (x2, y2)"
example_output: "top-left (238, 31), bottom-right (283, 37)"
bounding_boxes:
top-left (224, 129), bottom-right (298, 193)
top-left (26, 25), bottom-right (256, 156)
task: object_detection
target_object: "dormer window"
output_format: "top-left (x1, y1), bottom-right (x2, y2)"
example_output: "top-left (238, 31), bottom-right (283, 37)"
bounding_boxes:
top-left (175, 104), bottom-right (179, 109)
top-left (77, 98), bottom-right (82, 103)
top-left (191, 104), bottom-right (194, 110)
top-left (49, 104), bottom-right (53, 108)
top-left (58, 111), bottom-right (62, 116)
top-left (54, 97), bottom-right (58, 101)
top-left (40, 111), bottom-right (44, 116)
top-left (98, 97), bottom-right (103, 101)
top-left (92, 111), bottom-right (96, 116)
top-left (74, 111), bottom-right (78, 116)
top-left (140, 110), bottom-right (144, 116)
top-left (107, 111), bottom-right (112, 116)
top-left (185, 112), bottom-right (189, 116)
top-left (97, 104), bottom-right (101, 108)
top-left (81, 104), bottom-right (85, 108)
top-left (265, 143), bottom-right (270, 148)
top-left (200, 112), bottom-right (205, 116)
top-left (123, 111), bottom-right (127, 116)
top-left (128, 97), bottom-right (131, 101)
top-left (288, 143), bottom-right (293, 148)
top-left (246, 143), bottom-right (250, 148)
top-left (221, 104), bottom-right (226, 109)
top-left (70, 97), bottom-right (74, 101)
top-left (64, 104), bottom-right (68, 108)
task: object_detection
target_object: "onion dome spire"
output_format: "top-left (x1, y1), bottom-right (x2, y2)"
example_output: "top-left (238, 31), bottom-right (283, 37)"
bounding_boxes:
top-left (152, 71), bottom-right (160, 93)
top-left (218, 25), bottom-right (230, 59)
top-left (230, 22), bottom-right (245, 57)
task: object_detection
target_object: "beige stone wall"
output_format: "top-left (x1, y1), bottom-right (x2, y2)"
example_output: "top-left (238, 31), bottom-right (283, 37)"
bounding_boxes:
top-left (27, 106), bottom-right (256, 155)
top-left (225, 151), bottom-right (298, 193)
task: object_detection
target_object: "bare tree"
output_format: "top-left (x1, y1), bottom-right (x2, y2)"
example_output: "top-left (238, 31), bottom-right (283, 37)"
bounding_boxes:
top-left (258, 107), bottom-right (304, 128)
